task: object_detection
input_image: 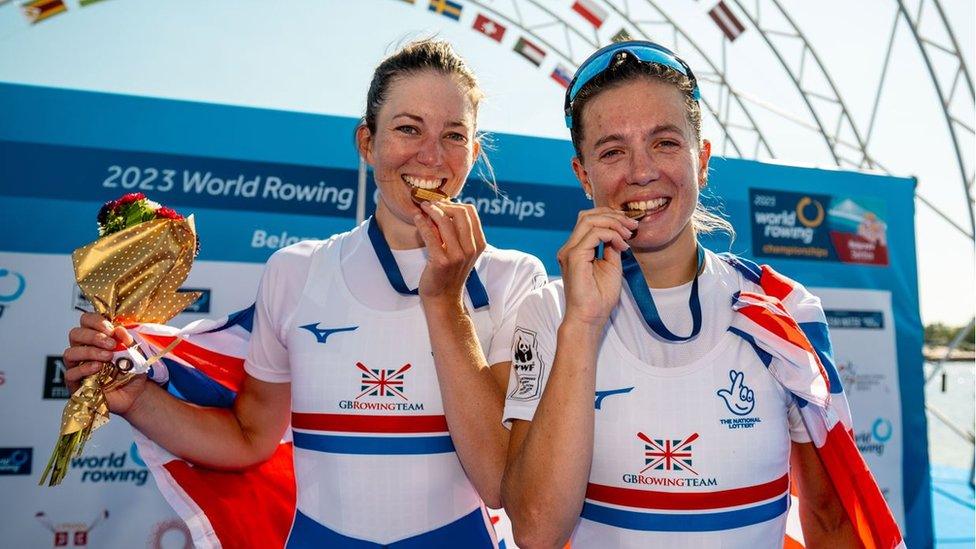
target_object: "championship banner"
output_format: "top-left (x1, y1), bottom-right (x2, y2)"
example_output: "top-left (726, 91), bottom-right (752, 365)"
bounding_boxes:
top-left (0, 82), bottom-right (932, 548)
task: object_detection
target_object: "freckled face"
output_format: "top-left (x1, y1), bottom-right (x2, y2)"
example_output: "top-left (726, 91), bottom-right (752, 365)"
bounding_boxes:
top-left (572, 78), bottom-right (710, 252)
top-left (358, 71), bottom-right (480, 226)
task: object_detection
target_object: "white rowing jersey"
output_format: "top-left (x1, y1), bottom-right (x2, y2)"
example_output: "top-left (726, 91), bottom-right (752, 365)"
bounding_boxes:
top-left (504, 250), bottom-right (809, 549)
top-left (245, 220), bottom-right (545, 546)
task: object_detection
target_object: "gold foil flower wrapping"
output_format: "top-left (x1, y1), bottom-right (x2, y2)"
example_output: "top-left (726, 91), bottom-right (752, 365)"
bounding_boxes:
top-left (40, 216), bottom-right (201, 486)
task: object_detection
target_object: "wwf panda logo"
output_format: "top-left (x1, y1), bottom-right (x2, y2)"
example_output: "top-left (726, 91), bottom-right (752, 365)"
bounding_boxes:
top-left (513, 334), bottom-right (533, 364)
top-left (509, 327), bottom-right (544, 401)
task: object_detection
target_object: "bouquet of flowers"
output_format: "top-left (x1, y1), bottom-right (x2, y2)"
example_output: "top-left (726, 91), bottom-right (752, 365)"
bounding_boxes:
top-left (39, 193), bottom-right (201, 486)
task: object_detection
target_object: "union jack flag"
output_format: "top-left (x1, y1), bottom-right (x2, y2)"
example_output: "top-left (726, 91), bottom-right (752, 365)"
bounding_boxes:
top-left (357, 362), bottom-right (411, 400)
top-left (638, 432), bottom-right (699, 475)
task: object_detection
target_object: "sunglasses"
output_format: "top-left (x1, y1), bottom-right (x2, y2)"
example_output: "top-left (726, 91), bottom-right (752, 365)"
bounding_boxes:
top-left (564, 40), bottom-right (701, 129)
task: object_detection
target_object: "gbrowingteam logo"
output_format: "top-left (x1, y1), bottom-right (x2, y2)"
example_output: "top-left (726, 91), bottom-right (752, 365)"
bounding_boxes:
top-left (69, 442), bottom-right (149, 486)
top-left (621, 432), bottom-right (719, 488)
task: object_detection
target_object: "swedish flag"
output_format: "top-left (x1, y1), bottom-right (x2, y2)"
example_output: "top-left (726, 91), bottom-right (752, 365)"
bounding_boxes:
top-left (428, 0), bottom-right (462, 21)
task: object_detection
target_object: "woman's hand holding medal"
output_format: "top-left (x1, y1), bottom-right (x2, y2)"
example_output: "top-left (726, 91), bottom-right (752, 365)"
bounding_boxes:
top-left (558, 207), bottom-right (639, 329)
top-left (413, 200), bottom-right (487, 308)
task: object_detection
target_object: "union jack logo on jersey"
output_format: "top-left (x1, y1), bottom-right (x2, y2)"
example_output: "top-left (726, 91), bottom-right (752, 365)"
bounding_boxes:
top-left (638, 432), bottom-right (699, 475)
top-left (356, 362), bottom-right (411, 400)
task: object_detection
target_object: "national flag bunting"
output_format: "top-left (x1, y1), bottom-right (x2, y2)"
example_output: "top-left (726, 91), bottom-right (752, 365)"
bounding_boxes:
top-left (708, 1), bottom-right (746, 42)
top-left (550, 64), bottom-right (573, 88)
top-left (572, 0), bottom-right (607, 29)
top-left (473, 13), bottom-right (506, 42)
top-left (21, 0), bottom-right (65, 24)
top-left (514, 37), bottom-right (546, 67)
top-left (611, 28), bottom-right (632, 43)
top-left (428, 0), bottom-right (462, 21)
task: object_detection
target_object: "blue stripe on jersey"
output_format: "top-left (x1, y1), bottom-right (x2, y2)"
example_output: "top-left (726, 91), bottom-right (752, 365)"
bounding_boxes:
top-left (292, 432), bottom-right (456, 455)
top-left (580, 494), bottom-right (788, 532)
top-left (286, 507), bottom-right (494, 548)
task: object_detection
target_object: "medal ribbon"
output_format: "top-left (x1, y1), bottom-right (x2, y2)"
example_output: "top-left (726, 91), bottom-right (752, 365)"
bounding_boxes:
top-left (620, 244), bottom-right (705, 342)
top-left (367, 216), bottom-right (489, 309)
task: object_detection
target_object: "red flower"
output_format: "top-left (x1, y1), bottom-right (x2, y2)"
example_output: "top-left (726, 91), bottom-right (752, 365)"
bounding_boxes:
top-left (155, 207), bottom-right (183, 221)
top-left (116, 192), bottom-right (146, 206)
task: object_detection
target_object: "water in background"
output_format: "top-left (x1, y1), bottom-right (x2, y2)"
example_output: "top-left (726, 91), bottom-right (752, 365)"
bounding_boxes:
top-left (925, 362), bottom-right (975, 469)
top-left (924, 361), bottom-right (975, 548)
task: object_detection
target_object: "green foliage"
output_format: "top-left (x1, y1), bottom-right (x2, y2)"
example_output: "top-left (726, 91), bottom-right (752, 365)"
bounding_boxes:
top-left (924, 322), bottom-right (975, 351)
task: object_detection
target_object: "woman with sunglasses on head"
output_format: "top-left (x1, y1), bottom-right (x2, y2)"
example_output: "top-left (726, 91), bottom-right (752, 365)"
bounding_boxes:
top-left (501, 41), bottom-right (897, 548)
top-left (62, 39), bottom-right (544, 548)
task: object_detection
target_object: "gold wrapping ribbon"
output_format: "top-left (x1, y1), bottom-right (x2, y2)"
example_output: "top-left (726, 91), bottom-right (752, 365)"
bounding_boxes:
top-left (40, 217), bottom-right (200, 486)
top-left (74, 216), bottom-right (201, 323)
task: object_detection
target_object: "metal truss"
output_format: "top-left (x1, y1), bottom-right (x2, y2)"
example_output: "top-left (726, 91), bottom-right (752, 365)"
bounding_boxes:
top-left (731, 0), bottom-right (876, 171)
top-left (465, 0), bottom-right (775, 159)
top-left (894, 0), bottom-right (975, 240)
top-left (607, 0), bottom-right (775, 159)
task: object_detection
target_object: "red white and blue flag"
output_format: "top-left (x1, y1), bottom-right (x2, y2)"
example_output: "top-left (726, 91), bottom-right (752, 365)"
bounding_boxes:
top-left (550, 64), bottom-right (573, 88)
top-left (720, 253), bottom-right (905, 549)
top-left (127, 307), bottom-right (296, 549)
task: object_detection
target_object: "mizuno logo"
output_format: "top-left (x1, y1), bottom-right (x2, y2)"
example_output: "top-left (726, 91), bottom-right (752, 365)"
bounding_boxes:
top-left (594, 387), bottom-right (634, 409)
top-left (300, 324), bottom-right (358, 344)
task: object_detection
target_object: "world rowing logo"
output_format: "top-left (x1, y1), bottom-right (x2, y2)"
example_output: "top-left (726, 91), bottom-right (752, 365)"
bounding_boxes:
top-left (355, 362), bottom-right (410, 400)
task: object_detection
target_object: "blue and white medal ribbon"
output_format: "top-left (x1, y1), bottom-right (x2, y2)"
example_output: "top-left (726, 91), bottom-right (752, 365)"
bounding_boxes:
top-left (620, 244), bottom-right (705, 342)
top-left (366, 216), bottom-right (489, 309)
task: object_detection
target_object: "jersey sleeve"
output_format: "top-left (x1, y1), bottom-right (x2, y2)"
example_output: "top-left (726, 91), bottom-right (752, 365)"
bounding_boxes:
top-left (486, 254), bottom-right (548, 366)
top-left (243, 242), bottom-right (317, 383)
top-left (787, 398), bottom-right (812, 443)
top-left (502, 282), bottom-right (563, 428)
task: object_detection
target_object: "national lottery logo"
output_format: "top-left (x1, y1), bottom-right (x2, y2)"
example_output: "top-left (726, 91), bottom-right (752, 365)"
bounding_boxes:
top-left (716, 370), bottom-right (763, 430)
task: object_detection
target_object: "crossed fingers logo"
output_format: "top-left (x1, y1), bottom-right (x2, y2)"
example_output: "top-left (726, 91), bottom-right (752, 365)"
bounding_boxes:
top-left (717, 370), bottom-right (755, 416)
